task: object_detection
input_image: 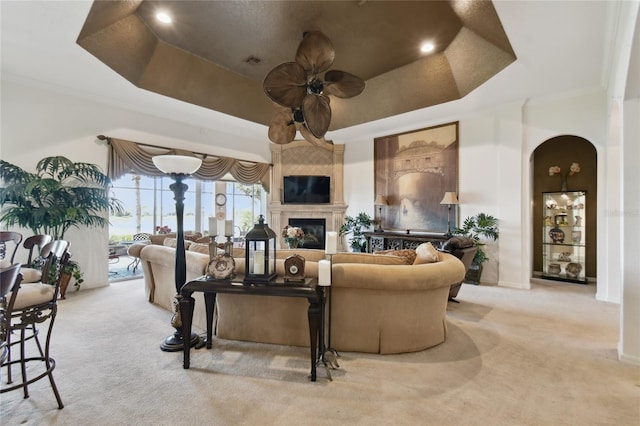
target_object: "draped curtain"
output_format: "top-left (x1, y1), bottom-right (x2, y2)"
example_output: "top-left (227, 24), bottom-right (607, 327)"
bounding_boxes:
top-left (106, 137), bottom-right (271, 191)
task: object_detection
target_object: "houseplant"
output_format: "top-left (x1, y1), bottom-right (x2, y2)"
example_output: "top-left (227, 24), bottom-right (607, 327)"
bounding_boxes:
top-left (339, 212), bottom-right (374, 252)
top-left (452, 213), bottom-right (499, 284)
top-left (0, 156), bottom-right (124, 291)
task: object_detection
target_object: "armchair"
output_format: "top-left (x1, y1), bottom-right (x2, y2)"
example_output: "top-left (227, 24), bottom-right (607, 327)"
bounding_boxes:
top-left (440, 236), bottom-right (477, 302)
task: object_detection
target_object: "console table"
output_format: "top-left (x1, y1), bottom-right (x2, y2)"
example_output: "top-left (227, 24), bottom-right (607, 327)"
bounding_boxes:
top-left (364, 231), bottom-right (450, 252)
top-left (179, 275), bottom-right (323, 381)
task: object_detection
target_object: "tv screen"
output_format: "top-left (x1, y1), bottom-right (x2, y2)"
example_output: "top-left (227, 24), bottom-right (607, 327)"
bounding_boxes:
top-left (283, 176), bottom-right (330, 204)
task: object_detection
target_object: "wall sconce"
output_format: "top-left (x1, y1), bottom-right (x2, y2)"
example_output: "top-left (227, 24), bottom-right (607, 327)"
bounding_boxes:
top-left (374, 194), bottom-right (388, 232)
top-left (152, 154), bottom-right (202, 352)
top-left (440, 192), bottom-right (459, 236)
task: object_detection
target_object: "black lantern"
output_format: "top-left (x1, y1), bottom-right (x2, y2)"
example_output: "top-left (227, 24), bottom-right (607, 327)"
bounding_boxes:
top-left (244, 215), bottom-right (277, 283)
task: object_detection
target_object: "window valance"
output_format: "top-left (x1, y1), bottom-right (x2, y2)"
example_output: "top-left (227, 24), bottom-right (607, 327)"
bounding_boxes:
top-left (104, 137), bottom-right (271, 191)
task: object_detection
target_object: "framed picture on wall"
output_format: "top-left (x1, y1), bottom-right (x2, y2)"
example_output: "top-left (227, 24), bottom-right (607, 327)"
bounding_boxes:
top-left (374, 121), bottom-right (459, 233)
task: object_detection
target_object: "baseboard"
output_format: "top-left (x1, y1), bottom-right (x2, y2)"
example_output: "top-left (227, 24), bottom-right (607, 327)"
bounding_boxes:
top-left (618, 343), bottom-right (640, 366)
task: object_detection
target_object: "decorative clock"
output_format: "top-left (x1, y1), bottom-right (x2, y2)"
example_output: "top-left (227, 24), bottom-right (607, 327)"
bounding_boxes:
top-left (284, 254), bottom-right (306, 282)
top-left (206, 253), bottom-right (235, 280)
top-left (215, 193), bottom-right (227, 206)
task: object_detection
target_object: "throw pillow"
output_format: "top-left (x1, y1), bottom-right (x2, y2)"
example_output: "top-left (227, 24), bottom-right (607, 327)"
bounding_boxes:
top-left (373, 249), bottom-right (417, 265)
top-left (188, 242), bottom-right (210, 255)
top-left (163, 238), bottom-right (192, 250)
top-left (413, 242), bottom-right (439, 265)
top-left (184, 232), bottom-right (203, 242)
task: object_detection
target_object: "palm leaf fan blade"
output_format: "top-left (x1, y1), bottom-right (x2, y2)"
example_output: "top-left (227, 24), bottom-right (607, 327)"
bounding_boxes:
top-left (268, 109), bottom-right (296, 144)
top-left (263, 62), bottom-right (307, 107)
top-left (299, 125), bottom-right (333, 149)
top-left (295, 31), bottom-right (335, 74)
top-left (324, 70), bottom-right (365, 98)
top-left (302, 94), bottom-right (331, 139)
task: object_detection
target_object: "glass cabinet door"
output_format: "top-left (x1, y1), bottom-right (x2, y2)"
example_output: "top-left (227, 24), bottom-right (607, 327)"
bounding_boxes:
top-left (542, 191), bottom-right (587, 283)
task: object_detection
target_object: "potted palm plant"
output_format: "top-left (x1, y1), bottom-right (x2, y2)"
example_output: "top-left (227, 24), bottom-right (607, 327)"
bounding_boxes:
top-left (0, 156), bottom-right (123, 292)
top-left (452, 213), bottom-right (499, 284)
top-left (339, 212), bottom-right (374, 252)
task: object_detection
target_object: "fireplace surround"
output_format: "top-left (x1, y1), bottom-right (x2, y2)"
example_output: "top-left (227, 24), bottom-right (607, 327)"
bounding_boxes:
top-left (269, 140), bottom-right (348, 250)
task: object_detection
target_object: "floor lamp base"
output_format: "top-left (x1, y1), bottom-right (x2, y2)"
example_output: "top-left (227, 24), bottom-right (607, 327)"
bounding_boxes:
top-left (160, 331), bottom-right (201, 352)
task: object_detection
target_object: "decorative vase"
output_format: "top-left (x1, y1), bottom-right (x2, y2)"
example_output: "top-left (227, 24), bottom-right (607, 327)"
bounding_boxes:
top-left (59, 272), bottom-right (72, 299)
top-left (566, 262), bottom-right (582, 278)
top-left (464, 263), bottom-right (483, 285)
top-left (287, 240), bottom-right (299, 249)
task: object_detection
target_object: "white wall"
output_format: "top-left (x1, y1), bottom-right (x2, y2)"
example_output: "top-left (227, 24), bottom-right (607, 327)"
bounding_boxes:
top-left (0, 78), bottom-right (268, 290)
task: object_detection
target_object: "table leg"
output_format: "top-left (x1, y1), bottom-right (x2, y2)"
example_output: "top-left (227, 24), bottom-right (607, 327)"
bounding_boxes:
top-left (307, 298), bottom-right (321, 382)
top-left (204, 292), bottom-right (217, 349)
top-left (179, 291), bottom-right (195, 369)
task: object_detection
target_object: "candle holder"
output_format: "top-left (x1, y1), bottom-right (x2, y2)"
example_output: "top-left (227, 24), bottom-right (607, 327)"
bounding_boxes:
top-left (319, 254), bottom-right (339, 376)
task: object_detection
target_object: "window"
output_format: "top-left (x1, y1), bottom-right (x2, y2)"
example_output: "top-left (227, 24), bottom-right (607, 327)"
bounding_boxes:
top-left (109, 174), bottom-right (263, 242)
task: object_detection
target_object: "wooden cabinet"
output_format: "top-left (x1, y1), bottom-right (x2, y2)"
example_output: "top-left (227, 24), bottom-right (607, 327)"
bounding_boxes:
top-left (364, 231), bottom-right (449, 253)
top-left (542, 191), bottom-right (587, 283)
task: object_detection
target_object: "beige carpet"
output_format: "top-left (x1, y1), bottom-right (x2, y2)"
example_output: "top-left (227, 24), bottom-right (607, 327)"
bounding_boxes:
top-left (1, 279), bottom-right (638, 425)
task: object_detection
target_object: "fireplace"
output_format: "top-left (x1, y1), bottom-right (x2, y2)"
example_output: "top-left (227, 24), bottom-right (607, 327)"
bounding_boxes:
top-left (289, 218), bottom-right (326, 250)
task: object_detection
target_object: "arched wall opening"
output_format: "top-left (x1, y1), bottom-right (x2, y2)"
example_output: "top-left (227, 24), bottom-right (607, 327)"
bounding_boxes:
top-left (531, 135), bottom-right (598, 282)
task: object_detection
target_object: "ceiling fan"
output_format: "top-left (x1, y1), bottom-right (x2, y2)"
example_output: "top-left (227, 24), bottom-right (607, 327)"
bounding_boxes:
top-left (263, 31), bottom-right (365, 146)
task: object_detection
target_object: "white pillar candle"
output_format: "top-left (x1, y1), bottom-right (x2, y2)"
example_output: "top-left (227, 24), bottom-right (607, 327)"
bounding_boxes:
top-left (225, 220), bottom-right (233, 236)
top-left (325, 231), bottom-right (337, 254)
top-left (208, 217), bottom-right (217, 236)
top-left (318, 259), bottom-right (331, 286)
top-left (254, 250), bottom-right (265, 274)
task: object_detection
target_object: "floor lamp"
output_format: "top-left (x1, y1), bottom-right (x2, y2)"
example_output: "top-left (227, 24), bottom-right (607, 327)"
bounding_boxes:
top-left (440, 192), bottom-right (459, 236)
top-left (153, 154), bottom-right (203, 352)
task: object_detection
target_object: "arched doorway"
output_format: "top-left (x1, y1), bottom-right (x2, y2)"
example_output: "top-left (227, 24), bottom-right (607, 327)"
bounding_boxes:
top-left (532, 136), bottom-right (597, 281)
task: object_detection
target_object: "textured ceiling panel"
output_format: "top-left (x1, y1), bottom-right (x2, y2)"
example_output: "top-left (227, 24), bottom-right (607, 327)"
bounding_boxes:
top-left (76, 0), bottom-right (516, 130)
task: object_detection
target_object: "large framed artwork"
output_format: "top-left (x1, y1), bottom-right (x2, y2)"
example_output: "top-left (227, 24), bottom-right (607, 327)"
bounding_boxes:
top-left (374, 121), bottom-right (458, 233)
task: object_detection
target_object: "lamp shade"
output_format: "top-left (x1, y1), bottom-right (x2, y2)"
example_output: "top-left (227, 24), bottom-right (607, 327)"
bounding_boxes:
top-left (374, 194), bottom-right (388, 206)
top-left (152, 155), bottom-right (202, 175)
top-left (440, 192), bottom-right (459, 205)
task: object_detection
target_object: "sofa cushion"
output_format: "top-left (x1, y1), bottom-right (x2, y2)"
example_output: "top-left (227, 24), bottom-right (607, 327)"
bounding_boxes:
top-left (332, 252), bottom-right (407, 265)
top-left (413, 242), bottom-right (439, 264)
top-left (373, 249), bottom-right (417, 265)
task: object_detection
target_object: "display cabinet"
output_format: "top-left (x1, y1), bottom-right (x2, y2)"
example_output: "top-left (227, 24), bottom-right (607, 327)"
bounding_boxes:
top-left (542, 191), bottom-right (587, 283)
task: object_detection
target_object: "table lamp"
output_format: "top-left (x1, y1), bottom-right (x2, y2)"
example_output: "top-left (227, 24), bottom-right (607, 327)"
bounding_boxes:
top-left (440, 192), bottom-right (459, 236)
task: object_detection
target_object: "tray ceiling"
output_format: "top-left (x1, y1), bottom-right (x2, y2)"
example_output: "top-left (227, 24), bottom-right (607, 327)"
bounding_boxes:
top-left (77, 0), bottom-right (516, 131)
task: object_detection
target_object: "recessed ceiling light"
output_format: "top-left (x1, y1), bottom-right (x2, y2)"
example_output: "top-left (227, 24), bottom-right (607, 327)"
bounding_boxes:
top-left (420, 42), bottom-right (435, 54)
top-left (156, 11), bottom-right (172, 24)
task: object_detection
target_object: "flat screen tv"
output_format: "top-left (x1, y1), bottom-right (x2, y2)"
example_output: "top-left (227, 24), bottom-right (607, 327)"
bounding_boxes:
top-left (283, 175), bottom-right (330, 204)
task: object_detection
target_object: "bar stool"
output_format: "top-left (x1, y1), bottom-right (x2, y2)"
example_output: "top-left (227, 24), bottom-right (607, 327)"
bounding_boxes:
top-left (19, 234), bottom-right (53, 283)
top-left (0, 243), bottom-right (68, 409)
top-left (0, 232), bottom-right (22, 266)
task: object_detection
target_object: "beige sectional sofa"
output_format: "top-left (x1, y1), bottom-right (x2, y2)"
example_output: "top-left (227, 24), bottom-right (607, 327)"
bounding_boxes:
top-left (128, 237), bottom-right (465, 354)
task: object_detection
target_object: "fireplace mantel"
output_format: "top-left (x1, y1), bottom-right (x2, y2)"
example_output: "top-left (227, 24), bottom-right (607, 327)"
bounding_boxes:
top-left (269, 140), bottom-right (347, 250)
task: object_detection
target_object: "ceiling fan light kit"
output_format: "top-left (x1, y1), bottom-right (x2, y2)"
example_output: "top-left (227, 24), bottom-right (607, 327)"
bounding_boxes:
top-left (263, 31), bottom-right (365, 146)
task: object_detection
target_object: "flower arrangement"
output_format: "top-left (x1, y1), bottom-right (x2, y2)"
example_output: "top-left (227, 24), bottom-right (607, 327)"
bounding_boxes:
top-left (549, 163), bottom-right (581, 191)
top-left (282, 225), bottom-right (305, 247)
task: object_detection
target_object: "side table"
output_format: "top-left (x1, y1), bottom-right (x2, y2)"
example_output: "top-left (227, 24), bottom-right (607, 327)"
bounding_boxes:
top-left (179, 275), bottom-right (324, 381)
